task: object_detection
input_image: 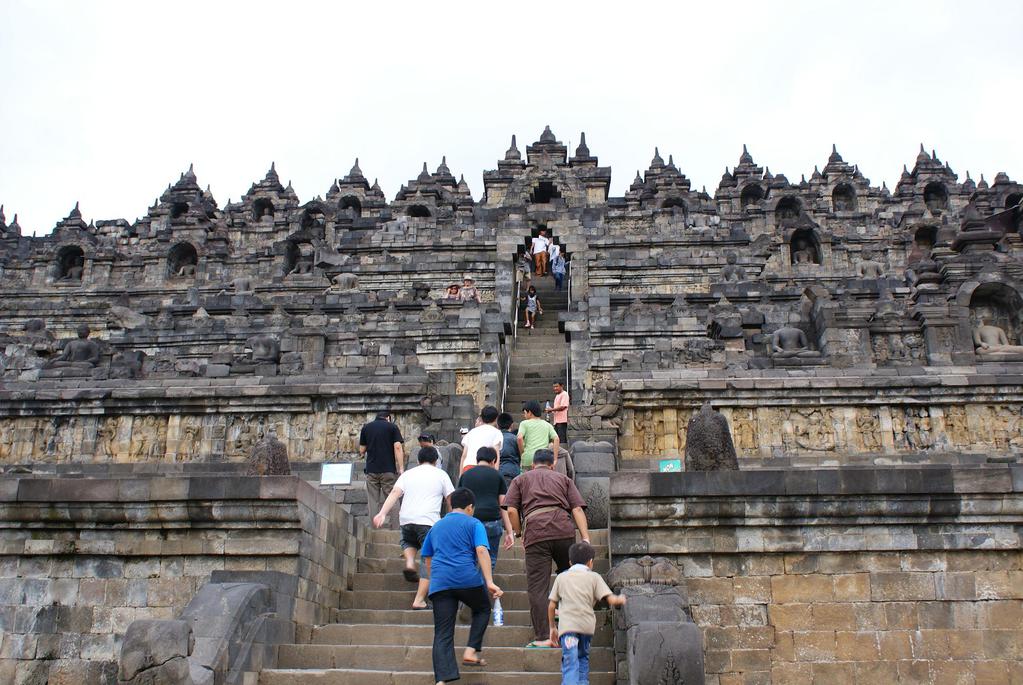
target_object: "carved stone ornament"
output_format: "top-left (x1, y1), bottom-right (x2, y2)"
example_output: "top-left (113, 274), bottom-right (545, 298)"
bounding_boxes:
top-left (608, 555), bottom-right (683, 590)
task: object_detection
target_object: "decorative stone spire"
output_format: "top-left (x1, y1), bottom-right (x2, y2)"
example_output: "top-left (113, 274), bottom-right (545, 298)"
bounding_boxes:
top-left (739, 144), bottom-right (754, 166)
top-left (828, 144), bottom-right (843, 164)
top-left (349, 158), bottom-right (364, 178)
top-left (0, 205), bottom-right (5, 227)
top-left (901, 164), bottom-right (912, 181)
top-left (436, 156), bottom-right (451, 175)
top-left (505, 135), bottom-right (521, 161)
top-left (574, 132), bottom-right (590, 158)
top-left (265, 162), bottom-right (279, 184)
top-left (631, 170), bottom-right (644, 190)
top-left (650, 147), bottom-right (665, 169)
top-left (539, 125), bottom-right (556, 143)
top-left (183, 163), bottom-right (197, 182)
top-left (372, 178), bottom-right (382, 192)
top-left (69, 201), bottom-right (82, 220)
top-left (9, 213), bottom-right (20, 235)
top-left (811, 165), bottom-right (823, 180)
top-left (962, 171), bottom-right (976, 192)
top-left (417, 162), bottom-right (431, 182)
top-left (978, 174), bottom-right (989, 190)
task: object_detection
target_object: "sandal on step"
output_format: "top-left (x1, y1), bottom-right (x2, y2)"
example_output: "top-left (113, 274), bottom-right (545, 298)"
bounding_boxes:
top-left (403, 568), bottom-right (420, 583)
top-left (462, 657), bottom-right (487, 666)
top-left (525, 640), bottom-right (556, 648)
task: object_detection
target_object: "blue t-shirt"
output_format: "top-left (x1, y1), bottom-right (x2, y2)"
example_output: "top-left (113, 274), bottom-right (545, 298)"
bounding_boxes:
top-left (421, 511), bottom-right (490, 595)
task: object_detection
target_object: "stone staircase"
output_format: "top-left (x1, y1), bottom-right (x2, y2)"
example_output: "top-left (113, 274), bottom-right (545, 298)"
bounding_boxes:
top-left (260, 528), bottom-right (615, 684)
top-left (504, 273), bottom-right (569, 413)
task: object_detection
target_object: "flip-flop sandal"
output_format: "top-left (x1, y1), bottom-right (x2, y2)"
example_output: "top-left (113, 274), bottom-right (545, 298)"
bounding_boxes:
top-left (402, 569), bottom-right (420, 583)
top-left (462, 658), bottom-right (487, 667)
top-left (411, 603), bottom-right (432, 610)
top-left (525, 641), bottom-right (556, 649)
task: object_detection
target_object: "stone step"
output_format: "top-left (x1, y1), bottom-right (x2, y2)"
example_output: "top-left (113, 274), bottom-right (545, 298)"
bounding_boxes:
top-left (309, 623), bottom-right (611, 647)
top-left (363, 542), bottom-right (607, 561)
top-left (332, 608), bottom-right (534, 626)
top-left (341, 590), bottom-right (539, 611)
top-left (260, 668), bottom-right (615, 685)
top-left (365, 528), bottom-right (608, 544)
top-left (276, 644), bottom-right (614, 672)
top-left (356, 557), bottom-right (611, 575)
top-left (352, 571), bottom-right (549, 592)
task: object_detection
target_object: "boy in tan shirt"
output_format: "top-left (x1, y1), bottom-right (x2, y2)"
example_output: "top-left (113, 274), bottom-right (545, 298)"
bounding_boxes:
top-left (547, 542), bottom-right (626, 685)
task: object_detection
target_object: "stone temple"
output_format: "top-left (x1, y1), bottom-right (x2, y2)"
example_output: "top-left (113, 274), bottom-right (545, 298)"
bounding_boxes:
top-left (0, 128), bottom-right (1021, 683)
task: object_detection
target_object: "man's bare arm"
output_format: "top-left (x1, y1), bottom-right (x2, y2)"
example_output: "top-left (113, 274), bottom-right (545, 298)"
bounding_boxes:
top-left (571, 506), bottom-right (590, 543)
top-left (507, 507), bottom-right (522, 536)
top-left (393, 441), bottom-right (404, 474)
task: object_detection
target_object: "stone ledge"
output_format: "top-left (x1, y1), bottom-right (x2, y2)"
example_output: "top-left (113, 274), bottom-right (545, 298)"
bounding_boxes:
top-left (610, 466), bottom-right (1021, 499)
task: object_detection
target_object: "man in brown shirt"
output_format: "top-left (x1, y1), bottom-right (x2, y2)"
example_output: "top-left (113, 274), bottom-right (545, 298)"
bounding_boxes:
top-left (504, 448), bottom-right (590, 647)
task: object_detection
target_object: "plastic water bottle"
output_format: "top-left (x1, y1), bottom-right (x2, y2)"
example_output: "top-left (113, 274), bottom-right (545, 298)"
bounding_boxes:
top-left (493, 598), bottom-right (504, 626)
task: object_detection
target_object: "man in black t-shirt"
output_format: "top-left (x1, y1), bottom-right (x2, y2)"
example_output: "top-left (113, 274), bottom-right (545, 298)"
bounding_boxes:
top-left (359, 411), bottom-right (405, 530)
top-left (458, 447), bottom-right (513, 570)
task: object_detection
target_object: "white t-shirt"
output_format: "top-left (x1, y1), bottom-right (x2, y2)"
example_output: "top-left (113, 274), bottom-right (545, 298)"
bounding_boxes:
top-left (531, 236), bottom-right (549, 255)
top-left (395, 464), bottom-right (455, 526)
top-left (548, 242), bottom-right (561, 260)
top-left (461, 424), bottom-right (504, 469)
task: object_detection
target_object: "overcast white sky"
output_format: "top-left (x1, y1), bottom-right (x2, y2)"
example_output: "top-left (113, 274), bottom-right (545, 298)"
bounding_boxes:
top-left (1, 0), bottom-right (1021, 234)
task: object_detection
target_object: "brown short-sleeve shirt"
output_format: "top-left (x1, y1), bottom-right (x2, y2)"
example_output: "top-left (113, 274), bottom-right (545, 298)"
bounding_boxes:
top-left (504, 467), bottom-right (586, 547)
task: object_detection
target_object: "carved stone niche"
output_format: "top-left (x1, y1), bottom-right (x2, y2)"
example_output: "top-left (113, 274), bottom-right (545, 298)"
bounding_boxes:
top-left (609, 556), bottom-right (705, 685)
top-left (966, 282), bottom-right (1023, 360)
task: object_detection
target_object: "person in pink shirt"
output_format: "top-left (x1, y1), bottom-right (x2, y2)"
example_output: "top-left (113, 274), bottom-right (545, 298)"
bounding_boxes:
top-left (549, 381), bottom-right (570, 446)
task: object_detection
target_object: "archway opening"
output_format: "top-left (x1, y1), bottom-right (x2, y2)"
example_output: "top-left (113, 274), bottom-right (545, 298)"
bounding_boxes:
top-left (284, 240), bottom-right (314, 276)
top-left (909, 225), bottom-right (937, 263)
top-left (408, 204), bottom-right (431, 218)
top-left (253, 198), bottom-right (275, 221)
top-left (1006, 193), bottom-right (1022, 210)
top-left (530, 181), bottom-right (562, 204)
top-left (170, 202), bottom-right (189, 220)
top-left (340, 196), bottom-right (362, 219)
top-left (740, 184), bottom-right (764, 210)
top-left (776, 196), bottom-right (801, 223)
top-left (969, 282), bottom-right (1023, 345)
top-left (790, 228), bottom-right (821, 265)
top-left (56, 245), bottom-right (85, 282)
top-left (832, 183), bottom-right (857, 212)
top-left (924, 182), bottom-right (948, 213)
top-left (167, 242), bottom-right (198, 278)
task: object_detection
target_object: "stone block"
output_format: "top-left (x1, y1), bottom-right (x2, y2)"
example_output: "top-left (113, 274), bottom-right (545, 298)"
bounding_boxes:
top-left (118, 619), bottom-right (192, 682)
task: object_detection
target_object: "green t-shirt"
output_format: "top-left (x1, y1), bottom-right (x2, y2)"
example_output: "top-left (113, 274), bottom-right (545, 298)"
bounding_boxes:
top-left (517, 418), bottom-right (557, 467)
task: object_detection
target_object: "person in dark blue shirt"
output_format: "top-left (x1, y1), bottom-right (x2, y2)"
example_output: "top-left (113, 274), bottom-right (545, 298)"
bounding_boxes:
top-left (421, 487), bottom-right (504, 683)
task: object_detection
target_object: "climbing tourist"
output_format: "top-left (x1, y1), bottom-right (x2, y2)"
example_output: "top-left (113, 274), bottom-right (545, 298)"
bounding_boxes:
top-left (551, 250), bottom-right (566, 290)
top-left (548, 541), bottom-right (626, 684)
top-left (458, 446), bottom-right (514, 570)
top-left (372, 445), bottom-right (454, 609)
top-left (359, 411), bottom-right (405, 530)
top-left (459, 405), bottom-right (504, 473)
top-left (550, 381), bottom-right (570, 446)
top-left (518, 400), bottom-right (560, 468)
top-left (458, 275), bottom-right (482, 304)
top-left (417, 432), bottom-right (444, 470)
top-left (421, 487), bottom-right (503, 684)
top-left (497, 411), bottom-right (521, 485)
top-left (517, 252), bottom-right (533, 285)
top-left (504, 449), bottom-right (589, 648)
top-left (521, 284), bottom-right (542, 329)
top-left (532, 229), bottom-right (550, 276)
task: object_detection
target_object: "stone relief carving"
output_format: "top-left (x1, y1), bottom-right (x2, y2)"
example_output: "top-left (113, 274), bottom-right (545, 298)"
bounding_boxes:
top-left (856, 408), bottom-right (882, 452)
top-left (729, 409), bottom-right (757, 452)
top-left (790, 408), bottom-right (835, 451)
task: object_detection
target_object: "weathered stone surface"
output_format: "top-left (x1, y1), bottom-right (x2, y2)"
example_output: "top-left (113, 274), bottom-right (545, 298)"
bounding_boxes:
top-left (118, 619), bottom-right (192, 683)
top-left (683, 402), bottom-right (739, 471)
top-left (246, 430), bottom-right (290, 476)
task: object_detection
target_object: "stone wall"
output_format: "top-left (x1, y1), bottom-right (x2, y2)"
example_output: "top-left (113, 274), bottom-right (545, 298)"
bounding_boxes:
top-left (610, 466), bottom-right (1023, 684)
top-left (0, 474), bottom-right (364, 684)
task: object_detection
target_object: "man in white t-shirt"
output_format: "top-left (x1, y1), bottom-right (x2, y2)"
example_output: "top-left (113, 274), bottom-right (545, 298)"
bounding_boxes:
top-left (531, 229), bottom-right (551, 277)
top-left (460, 405), bottom-right (504, 474)
top-left (373, 446), bottom-right (455, 609)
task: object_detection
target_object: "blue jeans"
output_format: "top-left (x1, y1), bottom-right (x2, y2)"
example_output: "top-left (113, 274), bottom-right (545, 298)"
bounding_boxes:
top-left (560, 632), bottom-right (592, 685)
top-left (553, 272), bottom-right (564, 290)
top-left (482, 519), bottom-right (504, 571)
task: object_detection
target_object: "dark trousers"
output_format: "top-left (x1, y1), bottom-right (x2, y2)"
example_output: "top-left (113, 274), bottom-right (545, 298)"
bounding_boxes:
top-left (524, 537), bottom-right (573, 640)
top-left (431, 585), bottom-right (492, 682)
top-left (554, 422), bottom-right (568, 446)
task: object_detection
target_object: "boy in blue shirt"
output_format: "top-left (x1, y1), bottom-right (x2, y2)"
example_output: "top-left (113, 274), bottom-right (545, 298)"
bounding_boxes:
top-left (422, 487), bottom-right (504, 684)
